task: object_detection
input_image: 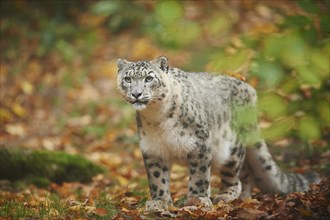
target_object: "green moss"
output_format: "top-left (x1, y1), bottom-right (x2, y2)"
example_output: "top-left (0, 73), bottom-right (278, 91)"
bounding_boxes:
top-left (0, 148), bottom-right (104, 186)
top-left (0, 201), bottom-right (38, 219)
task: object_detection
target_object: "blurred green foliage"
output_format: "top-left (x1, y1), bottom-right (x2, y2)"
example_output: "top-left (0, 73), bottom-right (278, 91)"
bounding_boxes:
top-left (88, 0), bottom-right (330, 144)
top-left (0, 1), bottom-right (96, 63)
top-left (1, 0), bottom-right (329, 147)
top-left (248, 12), bottom-right (329, 142)
top-left (148, 1), bottom-right (201, 48)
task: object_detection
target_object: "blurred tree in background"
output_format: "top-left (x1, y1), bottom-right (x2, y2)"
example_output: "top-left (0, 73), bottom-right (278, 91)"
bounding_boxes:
top-left (1, 0), bottom-right (329, 154)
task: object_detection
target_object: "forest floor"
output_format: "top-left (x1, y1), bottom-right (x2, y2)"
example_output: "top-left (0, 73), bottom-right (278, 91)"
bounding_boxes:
top-left (0, 149), bottom-right (329, 219)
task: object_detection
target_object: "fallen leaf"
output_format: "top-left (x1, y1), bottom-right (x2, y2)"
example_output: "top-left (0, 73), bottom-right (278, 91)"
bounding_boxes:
top-left (21, 81), bottom-right (34, 94)
top-left (116, 176), bottom-right (129, 186)
top-left (12, 103), bottom-right (26, 117)
top-left (296, 207), bottom-right (312, 217)
top-left (121, 207), bottom-right (130, 213)
top-left (181, 206), bottom-right (197, 215)
top-left (287, 201), bottom-right (295, 207)
top-left (121, 197), bottom-right (140, 206)
top-left (49, 208), bottom-right (59, 217)
top-left (5, 124), bottom-right (26, 136)
top-left (93, 207), bottom-right (108, 216)
top-left (237, 208), bottom-right (266, 219)
top-left (0, 108), bottom-right (13, 121)
top-left (69, 205), bottom-right (81, 212)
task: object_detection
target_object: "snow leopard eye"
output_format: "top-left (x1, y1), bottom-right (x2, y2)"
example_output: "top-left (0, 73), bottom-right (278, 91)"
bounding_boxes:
top-left (124, 77), bottom-right (131, 83)
top-left (145, 76), bottom-right (154, 83)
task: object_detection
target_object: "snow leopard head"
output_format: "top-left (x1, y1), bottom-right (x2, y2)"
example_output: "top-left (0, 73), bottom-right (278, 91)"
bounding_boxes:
top-left (117, 56), bottom-right (169, 111)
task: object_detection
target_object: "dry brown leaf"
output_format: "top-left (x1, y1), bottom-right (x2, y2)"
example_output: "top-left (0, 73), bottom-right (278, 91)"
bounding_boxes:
top-left (296, 207), bottom-right (312, 217)
top-left (237, 207), bottom-right (266, 219)
top-left (121, 197), bottom-right (140, 206)
top-left (121, 207), bottom-right (130, 213)
top-left (93, 207), bottom-right (107, 216)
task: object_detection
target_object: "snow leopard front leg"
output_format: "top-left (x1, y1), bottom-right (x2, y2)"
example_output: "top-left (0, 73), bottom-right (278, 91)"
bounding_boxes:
top-left (143, 153), bottom-right (172, 211)
top-left (186, 141), bottom-right (213, 207)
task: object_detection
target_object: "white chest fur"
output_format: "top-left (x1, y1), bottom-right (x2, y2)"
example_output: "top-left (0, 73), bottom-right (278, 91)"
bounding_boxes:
top-left (140, 119), bottom-right (197, 162)
top-left (140, 119), bottom-right (235, 170)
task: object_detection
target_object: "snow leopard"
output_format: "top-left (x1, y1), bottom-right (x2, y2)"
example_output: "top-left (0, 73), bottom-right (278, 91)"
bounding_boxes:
top-left (116, 56), bottom-right (320, 211)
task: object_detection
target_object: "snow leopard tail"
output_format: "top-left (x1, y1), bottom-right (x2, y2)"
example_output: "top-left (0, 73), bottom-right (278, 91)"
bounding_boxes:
top-left (246, 142), bottom-right (320, 194)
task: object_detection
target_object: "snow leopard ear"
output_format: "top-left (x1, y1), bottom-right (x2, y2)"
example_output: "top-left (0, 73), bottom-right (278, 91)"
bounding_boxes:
top-left (153, 56), bottom-right (169, 73)
top-left (117, 59), bottom-right (129, 72)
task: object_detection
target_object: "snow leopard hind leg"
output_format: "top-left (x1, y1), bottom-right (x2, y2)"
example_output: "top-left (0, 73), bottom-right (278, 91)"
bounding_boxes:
top-left (213, 144), bottom-right (246, 204)
top-left (239, 161), bottom-right (255, 199)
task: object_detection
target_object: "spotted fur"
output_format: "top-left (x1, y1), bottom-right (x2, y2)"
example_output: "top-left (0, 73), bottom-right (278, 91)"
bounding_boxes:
top-left (117, 56), bottom-right (320, 211)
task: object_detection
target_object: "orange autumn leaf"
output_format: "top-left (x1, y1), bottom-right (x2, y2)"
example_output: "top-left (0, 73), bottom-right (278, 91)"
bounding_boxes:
top-left (93, 208), bottom-right (108, 216)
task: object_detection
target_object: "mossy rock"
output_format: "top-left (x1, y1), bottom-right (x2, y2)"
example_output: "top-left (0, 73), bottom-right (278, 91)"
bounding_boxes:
top-left (0, 148), bottom-right (104, 186)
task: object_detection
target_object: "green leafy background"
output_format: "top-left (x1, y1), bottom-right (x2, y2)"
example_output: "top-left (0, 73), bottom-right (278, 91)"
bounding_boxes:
top-left (1, 0), bottom-right (329, 157)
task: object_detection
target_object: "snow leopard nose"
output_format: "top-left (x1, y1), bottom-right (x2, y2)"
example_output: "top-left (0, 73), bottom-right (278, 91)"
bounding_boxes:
top-left (132, 92), bottom-right (142, 99)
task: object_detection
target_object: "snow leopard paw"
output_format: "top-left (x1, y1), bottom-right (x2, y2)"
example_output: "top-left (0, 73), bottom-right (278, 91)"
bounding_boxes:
top-left (185, 196), bottom-right (213, 208)
top-left (145, 199), bottom-right (172, 212)
top-left (213, 193), bottom-right (239, 204)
